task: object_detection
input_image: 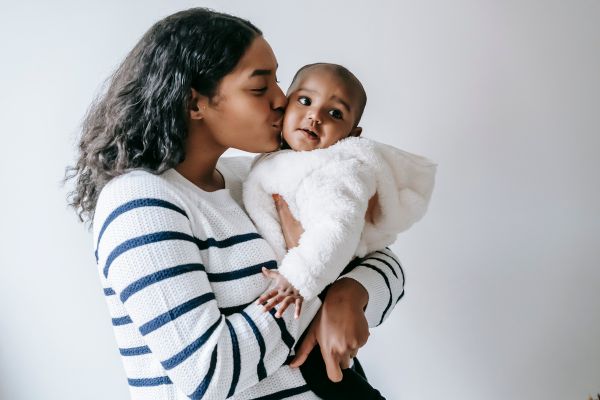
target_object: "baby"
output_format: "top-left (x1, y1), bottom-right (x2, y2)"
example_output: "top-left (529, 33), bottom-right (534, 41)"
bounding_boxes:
top-left (244, 63), bottom-right (437, 318)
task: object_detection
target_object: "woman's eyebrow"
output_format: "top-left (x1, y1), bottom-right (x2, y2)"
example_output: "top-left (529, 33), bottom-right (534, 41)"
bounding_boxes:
top-left (249, 64), bottom-right (278, 78)
top-left (249, 69), bottom-right (272, 77)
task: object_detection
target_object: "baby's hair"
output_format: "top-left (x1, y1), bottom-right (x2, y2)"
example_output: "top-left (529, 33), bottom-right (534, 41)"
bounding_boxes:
top-left (289, 63), bottom-right (367, 127)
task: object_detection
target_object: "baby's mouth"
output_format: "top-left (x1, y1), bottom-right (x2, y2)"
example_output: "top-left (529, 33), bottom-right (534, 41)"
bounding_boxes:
top-left (301, 128), bottom-right (319, 139)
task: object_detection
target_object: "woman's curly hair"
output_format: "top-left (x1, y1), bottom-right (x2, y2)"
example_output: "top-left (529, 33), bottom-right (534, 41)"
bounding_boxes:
top-left (65, 8), bottom-right (261, 223)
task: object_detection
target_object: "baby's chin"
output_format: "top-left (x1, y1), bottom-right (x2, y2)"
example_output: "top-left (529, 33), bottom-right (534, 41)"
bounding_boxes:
top-left (282, 129), bottom-right (321, 152)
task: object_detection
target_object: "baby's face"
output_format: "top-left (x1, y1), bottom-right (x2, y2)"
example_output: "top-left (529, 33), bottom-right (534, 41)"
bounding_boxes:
top-left (282, 69), bottom-right (361, 151)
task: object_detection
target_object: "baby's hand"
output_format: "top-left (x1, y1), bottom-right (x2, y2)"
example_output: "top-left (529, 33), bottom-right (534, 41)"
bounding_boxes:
top-left (256, 267), bottom-right (304, 319)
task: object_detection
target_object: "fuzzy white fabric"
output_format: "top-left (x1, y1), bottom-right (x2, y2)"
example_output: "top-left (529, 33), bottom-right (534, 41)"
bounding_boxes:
top-left (244, 137), bottom-right (437, 299)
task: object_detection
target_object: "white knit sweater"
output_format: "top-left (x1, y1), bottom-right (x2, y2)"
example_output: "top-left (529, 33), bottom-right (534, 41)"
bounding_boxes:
top-left (244, 138), bottom-right (436, 300)
top-left (93, 156), bottom-right (405, 400)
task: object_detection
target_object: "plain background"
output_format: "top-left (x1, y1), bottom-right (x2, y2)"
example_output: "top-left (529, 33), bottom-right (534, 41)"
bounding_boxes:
top-left (1, 1), bottom-right (599, 399)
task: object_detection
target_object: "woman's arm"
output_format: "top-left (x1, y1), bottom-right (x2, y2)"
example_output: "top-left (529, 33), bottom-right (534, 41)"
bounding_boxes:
top-left (340, 247), bottom-right (405, 327)
top-left (94, 175), bottom-right (313, 399)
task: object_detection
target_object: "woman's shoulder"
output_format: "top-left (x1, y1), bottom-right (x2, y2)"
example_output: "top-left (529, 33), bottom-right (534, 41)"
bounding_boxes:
top-left (218, 155), bottom-right (256, 182)
top-left (94, 169), bottom-right (183, 223)
top-left (100, 169), bottom-right (174, 197)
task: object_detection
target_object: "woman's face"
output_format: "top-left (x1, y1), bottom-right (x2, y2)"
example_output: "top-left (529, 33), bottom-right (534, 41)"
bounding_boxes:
top-left (200, 36), bottom-right (286, 153)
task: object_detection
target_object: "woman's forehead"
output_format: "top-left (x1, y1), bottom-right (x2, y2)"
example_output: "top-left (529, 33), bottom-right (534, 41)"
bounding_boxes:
top-left (233, 36), bottom-right (278, 79)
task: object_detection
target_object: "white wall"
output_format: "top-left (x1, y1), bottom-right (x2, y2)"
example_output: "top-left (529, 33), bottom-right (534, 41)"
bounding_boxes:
top-left (1, 1), bottom-right (598, 399)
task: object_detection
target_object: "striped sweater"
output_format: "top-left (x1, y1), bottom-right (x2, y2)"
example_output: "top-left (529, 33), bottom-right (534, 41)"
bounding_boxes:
top-left (93, 156), bottom-right (405, 400)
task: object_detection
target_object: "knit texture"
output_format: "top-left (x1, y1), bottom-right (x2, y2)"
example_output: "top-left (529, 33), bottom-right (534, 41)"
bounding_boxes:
top-left (244, 138), bottom-right (436, 300)
top-left (93, 156), bottom-right (405, 399)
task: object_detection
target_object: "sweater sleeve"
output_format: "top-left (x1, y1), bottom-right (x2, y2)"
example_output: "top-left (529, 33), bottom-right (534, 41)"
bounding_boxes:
top-left (339, 247), bottom-right (405, 327)
top-left (93, 174), bottom-right (311, 400)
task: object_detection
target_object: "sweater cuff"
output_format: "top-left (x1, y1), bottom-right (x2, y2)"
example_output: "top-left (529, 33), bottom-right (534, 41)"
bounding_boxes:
top-left (339, 267), bottom-right (390, 328)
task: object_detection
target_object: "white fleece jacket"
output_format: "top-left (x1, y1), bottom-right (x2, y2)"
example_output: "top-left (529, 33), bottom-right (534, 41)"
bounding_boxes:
top-left (243, 137), bottom-right (437, 299)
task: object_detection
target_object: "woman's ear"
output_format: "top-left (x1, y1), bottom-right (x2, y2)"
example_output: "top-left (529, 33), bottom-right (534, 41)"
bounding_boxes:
top-left (189, 88), bottom-right (208, 120)
top-left (349, 126), bottom-right (362, 137)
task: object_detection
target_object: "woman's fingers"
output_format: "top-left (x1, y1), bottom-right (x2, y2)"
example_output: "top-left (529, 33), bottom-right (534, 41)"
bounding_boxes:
top-left (321, 348), bottom-right (343, 383)
top-left (272, 193), bottom-right (303, 249)
top-left (289, 327), bottom-right (317, 368)
top-left (294, 298), bottom-right (302, 319)
top-left (339, 351), bottom-right (352, 370)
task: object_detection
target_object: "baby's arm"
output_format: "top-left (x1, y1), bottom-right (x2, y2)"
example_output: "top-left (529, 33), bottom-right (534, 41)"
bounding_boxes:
top-left (277, 158), bottom-right (377, 300)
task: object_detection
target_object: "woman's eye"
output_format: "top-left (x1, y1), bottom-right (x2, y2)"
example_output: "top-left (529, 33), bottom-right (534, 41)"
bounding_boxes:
top-left (329, 109), bottom-right (343, 119)
top-left (252, 87), bottom-right (268, 95)
top-left (298, 96), bottom-right (311, 106)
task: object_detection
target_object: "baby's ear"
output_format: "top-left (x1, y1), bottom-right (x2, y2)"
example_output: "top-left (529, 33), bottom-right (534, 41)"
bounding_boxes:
top-left (349, 126), bottom-right (362, 137)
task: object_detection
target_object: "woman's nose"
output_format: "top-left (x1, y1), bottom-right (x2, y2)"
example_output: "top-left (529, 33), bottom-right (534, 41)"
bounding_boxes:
top-left (272, 84), bottom-right (287, 115)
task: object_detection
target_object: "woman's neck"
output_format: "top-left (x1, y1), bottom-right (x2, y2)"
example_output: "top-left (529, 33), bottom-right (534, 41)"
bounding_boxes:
top-left (175, 129), bottom-right (228, 192)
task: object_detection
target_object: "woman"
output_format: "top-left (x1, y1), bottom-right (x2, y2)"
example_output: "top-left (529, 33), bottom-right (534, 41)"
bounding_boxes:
top-left (67, 8), bottom-right (404, 399)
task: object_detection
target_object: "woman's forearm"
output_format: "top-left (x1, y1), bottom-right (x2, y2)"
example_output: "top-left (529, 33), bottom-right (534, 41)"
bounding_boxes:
top-left (338, 247), bottom-right (405, 327)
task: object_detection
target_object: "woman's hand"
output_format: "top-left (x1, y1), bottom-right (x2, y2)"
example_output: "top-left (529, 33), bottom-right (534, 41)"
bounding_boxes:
top-left (365, 192), bottom-right (380, 224)
top-left (289, 278), bottom-right (370, 382)
top-left (273, 194), bottom-right (303, 249)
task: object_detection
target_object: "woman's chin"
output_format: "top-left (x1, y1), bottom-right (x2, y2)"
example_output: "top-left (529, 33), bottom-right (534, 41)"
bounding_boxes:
top-left (242, 140), bottom-right (280, 154)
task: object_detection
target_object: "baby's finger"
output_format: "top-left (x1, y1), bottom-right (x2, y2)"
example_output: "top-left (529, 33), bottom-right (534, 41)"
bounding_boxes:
top-left (262, 294), bottom-right (285, 313)
top-left (261, 266), bottom-right (278, 278)
top-left (275, 297), bottom-right (296, 318)
top-left (255, 289), bottom-right (279, 306)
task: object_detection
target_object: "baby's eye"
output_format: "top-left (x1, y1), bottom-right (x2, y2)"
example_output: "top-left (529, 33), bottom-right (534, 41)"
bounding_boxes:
top-left (298, 96), bottom-right (311, 106)
top-left (329, 109), bottom-right (343, 120)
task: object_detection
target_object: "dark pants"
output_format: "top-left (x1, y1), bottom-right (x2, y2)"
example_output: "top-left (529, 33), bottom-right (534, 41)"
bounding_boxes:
top-left (293, 337), bottom-right (386, 399)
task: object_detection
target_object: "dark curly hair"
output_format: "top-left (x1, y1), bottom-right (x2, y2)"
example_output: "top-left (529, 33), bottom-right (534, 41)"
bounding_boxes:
top-left (65, 8), bottom-right (261, 223)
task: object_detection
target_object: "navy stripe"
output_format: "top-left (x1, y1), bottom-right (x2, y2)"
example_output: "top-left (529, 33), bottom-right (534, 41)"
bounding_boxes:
top-left (268, 309), bottom-right (295, 350)
top-left (368, 257), bottom-right (399, 279)
top-left (195, 232), bottom-right (262, 250)
top-left (103, 232), bottom-right (264, 278)
top-left (207, 260), bottom-right (277, 282)
top-left (251, 385), bottom-right (311, 400)
top-left (220, 301), bottom-right (252, 316)
top-left (120, 263), bottom-right (205, 303)
top-left (359, 263), bottom-right (392, 326)
top-left (161, 317), bottom-right (221, 370)
top-left (119, 345), bottom-right (151, 356)
top-left (375, 250), bottom-right (404, 281)
top-left (139, 293), bottom-right (216, 336)
top-left (376, 249), bottom-right (406, 288)
top-left (128, 376), bottom-right (172, 387)
top-left (103, 287), bottom-right (115, 296)
top-left (103, 231), bottom-right (197, 278)
top-left (225, 320), bottom-right (241, 398)
top-left (112, 315), bottom-right (132, 326)
top-left (189, 346), bottom-right (218, 400)
top-left (96, 198), bottom-right (188, 261)
top-left (241, 311), bottom-right (267, 381)
top-left (397, 290), bottom-right (405, 304)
